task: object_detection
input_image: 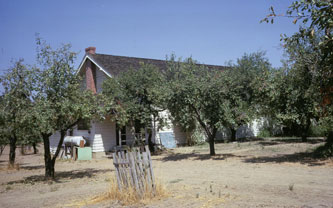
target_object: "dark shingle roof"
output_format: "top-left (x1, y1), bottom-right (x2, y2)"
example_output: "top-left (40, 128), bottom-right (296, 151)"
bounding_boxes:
top-left (87, 53), bottom-right (226, 77)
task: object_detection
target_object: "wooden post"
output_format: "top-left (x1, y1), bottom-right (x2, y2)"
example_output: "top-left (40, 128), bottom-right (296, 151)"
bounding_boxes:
top-left (145, 145), bottom-right (155, 189)
top-left (129, 152), bottom-right (140, 193)
top-left (113, 152), bottom-right (122, 190)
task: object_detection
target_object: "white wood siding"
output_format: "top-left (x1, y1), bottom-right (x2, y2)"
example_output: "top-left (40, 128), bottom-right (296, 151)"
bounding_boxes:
top-left (49, 129), bottom-right (91, 153)
top-left (155, 110), bottom-right (188, 146)
top-left (173, 124), bottom-right (188, 145)
top-left (49, 132), bottom-right (61, 153)
top-left (49, 119), bottom-right (116, 153)
top-left (92, 119), bottom-right (117, 152)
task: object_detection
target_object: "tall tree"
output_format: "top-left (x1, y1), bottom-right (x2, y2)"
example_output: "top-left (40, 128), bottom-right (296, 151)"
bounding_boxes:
top-left (257, 66), bottom-right (321, 141)
top-left (102, 63), bottom-right (168, 152)
top-left (262, 0), bottom-right (333, 142)
top-left (224, 52), bottom-right (271, 141)
top-left (32, 38), bottom-right (97, 179)
top-left (0, 60), bottom-right (35, 167)
top-left (166, 57), bottom-right (229, 156)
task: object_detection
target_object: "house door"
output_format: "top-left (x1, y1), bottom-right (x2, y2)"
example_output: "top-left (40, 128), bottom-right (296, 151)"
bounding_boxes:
top-left (116, 124), bottom-right (126, 146)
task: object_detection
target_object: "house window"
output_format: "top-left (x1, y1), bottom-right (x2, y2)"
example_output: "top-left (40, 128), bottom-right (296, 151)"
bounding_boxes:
top-left (77, 119), bottom-right (90, 130)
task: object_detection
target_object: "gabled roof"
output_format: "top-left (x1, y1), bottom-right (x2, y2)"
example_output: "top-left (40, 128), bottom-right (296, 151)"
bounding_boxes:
top-left (77, 53), bottom-right (227, 77)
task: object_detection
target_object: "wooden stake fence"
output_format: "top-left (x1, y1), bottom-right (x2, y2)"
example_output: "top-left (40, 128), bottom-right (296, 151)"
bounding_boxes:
top-left (112, 145), bottom-right (155, 196)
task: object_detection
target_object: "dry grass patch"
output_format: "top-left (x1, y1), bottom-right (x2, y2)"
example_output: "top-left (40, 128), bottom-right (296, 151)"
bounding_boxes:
top-left (65, 174), bottom-right (168, 207)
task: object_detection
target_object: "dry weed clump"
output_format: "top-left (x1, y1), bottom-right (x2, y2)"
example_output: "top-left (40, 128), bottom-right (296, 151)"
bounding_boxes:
top-left (105, 175), bottom-right (168, 205)
top-left (66, 174), bottom-right (168, 207)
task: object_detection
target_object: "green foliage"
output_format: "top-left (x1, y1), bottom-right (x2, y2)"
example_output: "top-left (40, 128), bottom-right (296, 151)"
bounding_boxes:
top-left (308, 125), bottom-right (326, 137)
top-left (166, 56), bottom-right (228, 155)
top-left (32, 37), bottom-right (97, 178)
top-left (255, 33), bottom-right (323, 140)
top-left (225, 52), bottom-right (271, 135)
top-left (0, 60), bottom-right (38, 164)
top-left (257, 129), bottom-right (271, 138)
top-left (103, 63), bottom-right (168, 126)
top-left (165, 52), bottom-right (272, 153)
top-left (102, 63), bottom-right (168, 149)
top-left (33, 37), bottom-right (97, 135)
top-left (262, 0), bottom-right (333, 139)
top-left (308, 119), bottom-right (331, 137)
top-left (0, 61), bottom-right (36, 139)
top-left (188, 125), bottom-right (206, 145)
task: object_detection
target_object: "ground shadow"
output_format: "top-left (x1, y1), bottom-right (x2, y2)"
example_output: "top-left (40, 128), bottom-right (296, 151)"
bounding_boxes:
top-left (6, 168), bottom-right (112, 185)
top-left (20, 165), bottom-right (45, 170)
top-left (216, 137), bottom-right (264, 143)
top-left (243, 151), bottom-right (327, 166)
top-left (257, 141), bottom-right (281, 146)
top-left (158, 152), bottom-right (244, 162)
top-left (274, 138), bottom-right (325, 144)
top-left (257, 138), bottom-right (325, 147)
top-left (237, 137), bottom-right (265, 142)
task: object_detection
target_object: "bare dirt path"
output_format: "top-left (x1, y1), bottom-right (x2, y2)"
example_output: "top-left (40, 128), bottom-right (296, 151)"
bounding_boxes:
top-left (0, 138), bottom-right (332, 208)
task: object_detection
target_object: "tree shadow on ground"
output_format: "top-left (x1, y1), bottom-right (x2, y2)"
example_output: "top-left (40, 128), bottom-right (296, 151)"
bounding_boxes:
top-left (158, 153), bottom-right (244, 162)
top-left (20, 165), bottom-right (45, 170)
top-left (257, 138), bottom-right (325, 147)
top-left (237, 137), bottom-right (265, 142)
top-left (274, 138), bottom-right (325, 144)
top-left (243, 151), bottom-right (328, 166)
top-left (6, 168), bottom-right (112, 185)
top-left (216, 137), bottom-right (264, 144)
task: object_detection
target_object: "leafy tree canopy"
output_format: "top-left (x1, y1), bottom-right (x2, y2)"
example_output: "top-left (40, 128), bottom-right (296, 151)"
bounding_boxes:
top-left (224, 52), bottom-right (271, 140)
top-left (0, 60), bottom-right (37, 165)
top-left (32, 37), bottom-right (97, 178)
top-left (102, 63), bottom-right (168, 150)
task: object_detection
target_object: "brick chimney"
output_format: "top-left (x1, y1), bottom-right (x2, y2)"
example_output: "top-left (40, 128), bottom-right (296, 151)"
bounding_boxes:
top-left (85, 47), bottom-right (97, 93)
top-left (85, 46), bottom-right (96, 55)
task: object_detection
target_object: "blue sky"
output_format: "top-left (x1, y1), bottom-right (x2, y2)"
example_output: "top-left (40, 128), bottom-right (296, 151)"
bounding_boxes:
top-left (0, 0), bottom-right (298, 74)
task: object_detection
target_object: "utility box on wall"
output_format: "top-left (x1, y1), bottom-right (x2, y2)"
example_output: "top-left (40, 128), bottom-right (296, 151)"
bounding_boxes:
top-left (76, 147), bottom-right (92, 160)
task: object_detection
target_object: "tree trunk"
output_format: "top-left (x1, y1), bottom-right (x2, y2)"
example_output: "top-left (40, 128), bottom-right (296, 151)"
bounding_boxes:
top-left (327, 131), bottom-right (333, 145)
top-left (301, 119), bottom-right (311, 142)
top-left (301, 134), bottom-right (307, 142)
top-left (147, 129), bottom-right (154, 153)
top-left (9, 136), bottom-right (17, 167)
top-left (43, 130), bottom-right (67, 179)
top-left (230, 128), bottom-right (236, 142)
top-left (43, 134), bottom-right (54, 179)
top-left (45, 156), bottom-right (55, 179)
top-left (32, 142), bottom-right (38, 154)
top-left (20, 145), bottom-right (25, 155)
top-left (208, 128), bottom-right (217, 156)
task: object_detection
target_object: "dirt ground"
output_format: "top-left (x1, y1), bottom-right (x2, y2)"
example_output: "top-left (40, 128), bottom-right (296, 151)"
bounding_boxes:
top-left (0, 138), bottom-right (333, 208)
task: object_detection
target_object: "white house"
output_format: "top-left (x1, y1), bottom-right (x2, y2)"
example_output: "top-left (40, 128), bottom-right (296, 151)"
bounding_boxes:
top-left (50, 47), bottom-right (260, 158)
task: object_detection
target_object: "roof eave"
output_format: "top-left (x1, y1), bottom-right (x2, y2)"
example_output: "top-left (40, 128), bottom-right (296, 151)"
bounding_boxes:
top-left (76, 54), bottom-right (113, 78)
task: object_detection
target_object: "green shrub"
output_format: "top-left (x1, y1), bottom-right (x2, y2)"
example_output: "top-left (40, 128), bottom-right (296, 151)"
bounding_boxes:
top-left (308, 123), bottom-right (330, 137)
top-left (257, 129), bottom-right (271, 137)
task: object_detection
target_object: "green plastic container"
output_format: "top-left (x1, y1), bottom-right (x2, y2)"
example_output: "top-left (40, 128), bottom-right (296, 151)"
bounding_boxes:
top-left (77, 147), bottom-right (92, 160)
